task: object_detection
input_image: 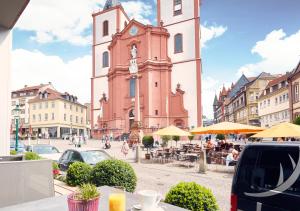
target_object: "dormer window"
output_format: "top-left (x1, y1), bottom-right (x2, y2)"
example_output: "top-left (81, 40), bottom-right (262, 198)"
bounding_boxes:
top-left (174, 0), bottom-right (182, 16)
top-left (39, 93), bottom-right (43, 99)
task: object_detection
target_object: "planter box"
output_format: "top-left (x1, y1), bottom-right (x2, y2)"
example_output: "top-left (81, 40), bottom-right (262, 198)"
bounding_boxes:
top-left (0, 159), bottom-right (54, 208)
top-left (0, 155), bottom-right (23, 162)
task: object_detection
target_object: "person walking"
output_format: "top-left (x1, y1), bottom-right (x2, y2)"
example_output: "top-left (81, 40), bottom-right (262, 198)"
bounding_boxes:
top-left (121, 141), bottom-right (129, 158)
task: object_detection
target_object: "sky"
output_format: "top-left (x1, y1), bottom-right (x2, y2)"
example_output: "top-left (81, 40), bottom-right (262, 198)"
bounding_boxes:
top-left (12, 0), bottom-right (300, 119)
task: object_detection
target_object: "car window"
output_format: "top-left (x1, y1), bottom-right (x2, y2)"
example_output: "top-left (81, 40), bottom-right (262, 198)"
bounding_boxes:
top-left (80, 151), bottom-right (110, 165)
top-left (70, 152), bottom-right (83, 162)
top-left (236, 146), bottom-right (300, 196)
top-left (60, 151), bottom-right (70, 162)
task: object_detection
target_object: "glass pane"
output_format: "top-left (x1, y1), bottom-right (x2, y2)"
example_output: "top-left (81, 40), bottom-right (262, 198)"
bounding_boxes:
top-left (130, 78), bottom-right (136, 97)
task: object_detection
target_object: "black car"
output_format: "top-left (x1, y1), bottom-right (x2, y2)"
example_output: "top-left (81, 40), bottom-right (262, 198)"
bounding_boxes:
top-left (231, 142), bottom-right (300, 211)
top-left (58, 149), bottom-right (111, 171)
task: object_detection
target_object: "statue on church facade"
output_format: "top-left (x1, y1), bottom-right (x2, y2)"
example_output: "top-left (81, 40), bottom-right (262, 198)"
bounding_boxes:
top-left (129, 44), bottom-right (138, 74)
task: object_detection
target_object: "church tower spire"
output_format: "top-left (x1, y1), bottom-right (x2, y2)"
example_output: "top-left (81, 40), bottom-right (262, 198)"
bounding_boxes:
top-left (103, 0), bottom-right (120, 10)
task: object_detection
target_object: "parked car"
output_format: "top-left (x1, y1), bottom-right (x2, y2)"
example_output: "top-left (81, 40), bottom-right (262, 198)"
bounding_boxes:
top-left (231, 142), bottom-right (300, 211)
top-left (10, 140), bottom-right (25, 153)
top-left (58, 149), bottom-right (112, 171)
top-left (26, 144), bottom-right (61, 161)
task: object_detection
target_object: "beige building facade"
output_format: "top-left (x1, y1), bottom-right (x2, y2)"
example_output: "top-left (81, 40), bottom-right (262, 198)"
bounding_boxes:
top-left (258, 74), bottom-right (289, 128)
top-left (29, 88), bottom-right (87, 138)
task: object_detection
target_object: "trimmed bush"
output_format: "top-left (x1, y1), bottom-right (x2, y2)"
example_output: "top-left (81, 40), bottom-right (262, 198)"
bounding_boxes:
top-left (142, 136), bottom-right (154, 153)
top-left (294, 117), bottom-right (300, 125)
top-left (165, 182), bottom-right (219, 211)
top-left (90, 159), bottom-right (137, 192)
top-left (10, 150), bottom-right (17, 155)
top-left (161, 135), bottom-right (171, 147)
top-left (66, 162), bottom-right (92, 187)
top-left (172, 136), bottom-right (180, 146)
top-left (24, 152), bottom-right (41, 160)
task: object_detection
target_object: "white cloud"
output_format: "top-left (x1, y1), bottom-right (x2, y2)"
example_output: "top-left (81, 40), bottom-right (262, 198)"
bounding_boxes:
top-left (12, 49), bottom-right (91, 103)
top-left (16, 0), bottom-right (105, 46)
top-left (16, 0), bottom-right (153, 45)
top-left (122, 1), bottom-right (153, 25)
top-left (201, 24), bottom-right (227, 47)
top-left (238, 29), bottom-right (300, 76)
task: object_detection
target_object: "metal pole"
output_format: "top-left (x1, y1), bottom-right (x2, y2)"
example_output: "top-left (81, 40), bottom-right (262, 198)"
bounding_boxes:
top-left (15, 118), bottom-right (19, 152)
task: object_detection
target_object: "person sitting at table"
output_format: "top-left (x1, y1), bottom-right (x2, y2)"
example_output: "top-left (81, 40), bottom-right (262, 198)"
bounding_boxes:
top-left (206, 139), bottom-right (215, 150)
top-left (226, 149), bottom-right (238, 166)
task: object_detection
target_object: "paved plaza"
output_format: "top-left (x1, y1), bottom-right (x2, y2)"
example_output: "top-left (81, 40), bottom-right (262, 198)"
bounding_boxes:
top-left (29, 139), bottom-right (232, 210)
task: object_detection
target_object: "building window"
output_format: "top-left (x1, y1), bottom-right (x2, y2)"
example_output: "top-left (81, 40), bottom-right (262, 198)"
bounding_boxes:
top-left (39, 103), bottom-right (42, 109)
top-left (45, 113), bottom-right (48, 121)
top-left (275, 97), bottom-right (278, 105)
top-left (33, 115), bottom-right (36, 122)
top-left (76, 116), bottom-right (78, 123)
top-left (81, 117), bottom-right (83, 124)
top-left (155, 82), bottom-right (158, 87)
top-left (45, 102), bottom-right (48, 109)
top-left (52, 113), bottom-right (55, 120)
top-left (130, 78), bottom-right (136, 98)
top-left (294, 84), bottom-right (299, 103)
top-left (103, 20), bottom-right (109, 36)
top-left (52, 101), bottom-right (55, 108)
top-left (64, 114), bottom-right (66, 121)
top-left (81, 108), bottom-right (83, 113)
top-left (173, 0), bottom-right (182, 16)
top-left (103, 51), bottom-right (109, 67)
top-left (174, 34), bottom-right (183, 53)
top-left (70, 115), bottom-right (73, 122)
top-left (76, 106), bottom-right (78, 112)
top-left (155, 110), bottom-right (158, 115)
top-left (39, 114), bottom-right (41, 121)
top-left (33, 104), bottom-right (36, 110)
top-left (267, 99), bottom-right (270, 106)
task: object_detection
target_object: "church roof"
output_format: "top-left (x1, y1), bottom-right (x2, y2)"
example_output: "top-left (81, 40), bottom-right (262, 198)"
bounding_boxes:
top-left (103, 0), bottom-right (120, 10)
top-left (213, 94), bottom-right (218, 106)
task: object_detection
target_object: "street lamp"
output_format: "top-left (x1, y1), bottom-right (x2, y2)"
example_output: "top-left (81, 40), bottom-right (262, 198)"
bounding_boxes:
top-left (13, 104), bottom-right (20, 152)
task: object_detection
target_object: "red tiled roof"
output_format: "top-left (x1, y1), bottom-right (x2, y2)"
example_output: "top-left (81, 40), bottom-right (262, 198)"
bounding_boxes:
top-left (29, 88), bottom-right (64, 103)
top-left (265, 74), bottom-right (288, 89)
top-left (13, 84), bottom-right (45, 93)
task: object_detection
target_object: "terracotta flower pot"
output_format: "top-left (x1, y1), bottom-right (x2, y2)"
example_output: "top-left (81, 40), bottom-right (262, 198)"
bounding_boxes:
top-left (67, 193), bottom-right (99, 211)
top-left (145, 153), bottom-right (151, 160)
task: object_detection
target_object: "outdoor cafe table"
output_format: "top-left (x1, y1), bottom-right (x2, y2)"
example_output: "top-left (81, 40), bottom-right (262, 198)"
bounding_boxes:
top-left (1, 186), bottom-right (188, 211)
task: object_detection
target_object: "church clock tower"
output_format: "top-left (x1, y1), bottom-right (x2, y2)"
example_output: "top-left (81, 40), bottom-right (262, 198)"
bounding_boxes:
top-left (157, 0), bottom-right (202, 127)
top-left (91, 0), bottom-right (130, 135)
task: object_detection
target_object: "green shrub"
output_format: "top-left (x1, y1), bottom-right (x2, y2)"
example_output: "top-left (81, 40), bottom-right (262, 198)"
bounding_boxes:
top-left (66, 162), bottom-right (92, 187)
top-left (10, 150), bottom-right (17, 155)
top-left (142, 136), bottom-right (154, 153)
top-left (90, 159), bottom-right (137, 192)
top-left (172, 136), bottom-right (180, 146)
top-left (165, 182), bottom-right (219, 211)
top-left (188, 135), bottom-right (194, 142)
top-left (74, 184), bottom-right (100, 201)
top-left (216, 134), bottom-right (225, 140)
top-left (294, 117), bottom-right (300, 125)
top-left (24, 152), bottom-right (41, 160)
top-left (161, 135), bottom-right (171, 147)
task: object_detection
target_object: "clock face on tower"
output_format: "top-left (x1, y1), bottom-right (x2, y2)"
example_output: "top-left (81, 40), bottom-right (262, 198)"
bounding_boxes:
top-left (129, 26), bottom-right (138, 36)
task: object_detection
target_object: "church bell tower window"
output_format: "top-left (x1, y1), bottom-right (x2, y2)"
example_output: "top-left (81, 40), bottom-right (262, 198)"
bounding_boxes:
top-left (174, 33), bottom-right (183, 53)
top-left (102, 51), bottom-right (109, 67)
top-left (174, 0), bottom-right (182, 16)
top-left (103, 20), bottom-right (109, 36)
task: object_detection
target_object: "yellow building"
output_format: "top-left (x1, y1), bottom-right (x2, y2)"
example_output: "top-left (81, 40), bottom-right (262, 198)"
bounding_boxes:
top-left (28, 88), bottom-right (87, 138)
top-left (258, 74), bottom-right (290, 127)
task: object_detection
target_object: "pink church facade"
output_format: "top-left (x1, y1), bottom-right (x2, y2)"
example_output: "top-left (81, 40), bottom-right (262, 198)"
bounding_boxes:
top-left (91, 0), bottom-right (202, 138)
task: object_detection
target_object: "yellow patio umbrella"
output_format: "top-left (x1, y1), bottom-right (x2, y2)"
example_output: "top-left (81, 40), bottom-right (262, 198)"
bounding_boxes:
top-left (191, 121), bottom-right (264, 135)
top-left (153, 125), bottom-right (191, 136)
top-left (252, 122), bottom-right (300, 138)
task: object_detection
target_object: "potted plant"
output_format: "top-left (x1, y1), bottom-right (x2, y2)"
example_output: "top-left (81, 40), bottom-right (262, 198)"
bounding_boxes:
top-left (172, 136), bottom-right (180, 147)
top-left (142, 136), bottom-right (154, 159)
top-left (67, 183), bottom-right (100, 211)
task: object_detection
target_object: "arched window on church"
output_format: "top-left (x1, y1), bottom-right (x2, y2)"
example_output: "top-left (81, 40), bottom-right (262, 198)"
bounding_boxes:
top-left (174, 33), bottom-right (183, 53)
top-left (103, 20), bottom-right (109, 36)
top-left (130, 78), bottom-right (136, 98)
top-left (174, 0), bottom-right (182, 16)
top-left (102, 51), bottom-right (109, 67)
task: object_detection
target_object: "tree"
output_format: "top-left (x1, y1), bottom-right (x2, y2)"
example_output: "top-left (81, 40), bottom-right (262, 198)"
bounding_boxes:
top-left (172, 136), bottom-right (180, 146)
top-left (188, 135), bottom-right (194, 144)
top-left (142, 136), bottom-right (154, 153)
top-left (216, 134), bottom-right (225, 140)
top-left (294, 117), bottom-right (300, 125)
top-left (162, 135), bottom-right (171, 147)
